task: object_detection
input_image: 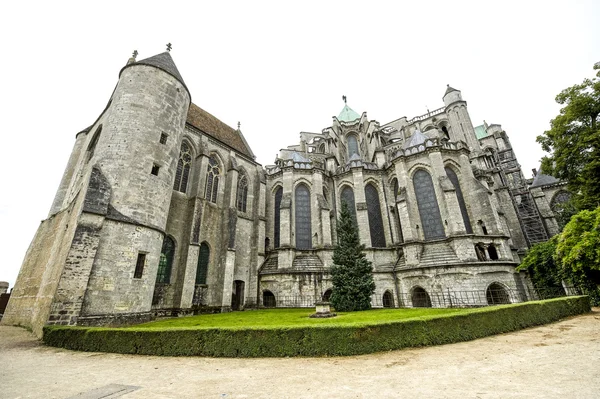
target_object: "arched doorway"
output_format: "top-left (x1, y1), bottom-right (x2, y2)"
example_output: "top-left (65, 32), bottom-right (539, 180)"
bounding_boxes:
top-left (263, 290), bottom-right (276, 308)
top-left (383, 291), bottom-right (394, 308)
top-left (322, 289), bottom-right (332, 302)
top-left (486, 283), bottom-right (510, 305)
top-left (411, 286), bottom-right (432, 308)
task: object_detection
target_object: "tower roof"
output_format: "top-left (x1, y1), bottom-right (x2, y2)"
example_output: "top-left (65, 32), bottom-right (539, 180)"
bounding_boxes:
top-left (337, 104), bottom-right (361, 122)
top-left (530, 168), bottom-right (561, 188)
top-left (444, 84), bottom-right (458, 96)
top-left (126, 52), bottom-right (188, 90)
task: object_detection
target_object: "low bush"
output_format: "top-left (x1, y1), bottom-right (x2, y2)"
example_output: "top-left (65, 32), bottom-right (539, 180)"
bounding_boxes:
top-left (43, 296), bottom-right (590, 357)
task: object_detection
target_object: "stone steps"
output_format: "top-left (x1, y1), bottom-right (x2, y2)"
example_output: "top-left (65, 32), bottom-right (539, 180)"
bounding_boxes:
top-left (420, 242), bottom-right (459, 266)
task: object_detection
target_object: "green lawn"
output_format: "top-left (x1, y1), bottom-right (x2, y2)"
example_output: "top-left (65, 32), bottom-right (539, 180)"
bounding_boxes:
top-left (132, 307), bottom-right (471, 330)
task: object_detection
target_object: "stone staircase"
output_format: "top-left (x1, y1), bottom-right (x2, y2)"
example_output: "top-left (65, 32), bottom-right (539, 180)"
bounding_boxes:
top-left (419, 242), bottom-right (459, 266)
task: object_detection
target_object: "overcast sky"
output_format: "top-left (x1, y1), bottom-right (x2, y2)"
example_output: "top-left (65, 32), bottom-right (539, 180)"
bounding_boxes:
top-left (1, 1), bottom-right (598, 288)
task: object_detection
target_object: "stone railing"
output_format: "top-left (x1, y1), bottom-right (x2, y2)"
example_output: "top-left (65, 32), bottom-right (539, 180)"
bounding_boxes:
top-left (407, 107), bottom-right (445, 123)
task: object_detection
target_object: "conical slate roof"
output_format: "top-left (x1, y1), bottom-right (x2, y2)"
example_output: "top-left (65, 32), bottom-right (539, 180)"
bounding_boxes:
top-left (133, 52), bottom-right (187, 89)
top-left (444, 84), bottom-right (458, 96)
top-left (338, 104), bottom-right (361, 122)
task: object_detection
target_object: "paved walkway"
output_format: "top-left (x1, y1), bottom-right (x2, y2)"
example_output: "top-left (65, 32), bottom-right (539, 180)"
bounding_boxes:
top-left (1, 309), bottom-right (599, 398)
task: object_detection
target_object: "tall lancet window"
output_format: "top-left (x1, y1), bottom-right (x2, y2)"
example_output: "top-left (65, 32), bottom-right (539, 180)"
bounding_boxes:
top-left (156, 236), bottom-right (175, 284)
top-left (413, 170), bottom-right (445, 240)
top-left (173, 142), bottom-right (192, 193)
top-left (347, 135), bottom-right (359, 157)
top-left (340, 186), bottom-right (357, 226)
top-left (274, 187), bottom-right (283, 248)
top-left (205, 155), bottom-right (220, 203)
top-left (236, 174), bottom-right (248, 212)
top-left (295, 184), bottom-right (312, 249)
top-left (365, 184), bottom-right (386, 247)
top-left (445, 167), bottom-right (472, 233)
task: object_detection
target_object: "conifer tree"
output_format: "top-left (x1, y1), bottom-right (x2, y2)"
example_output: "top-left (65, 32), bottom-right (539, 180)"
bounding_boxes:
top-left (330, 201), bottom-right (376, 311)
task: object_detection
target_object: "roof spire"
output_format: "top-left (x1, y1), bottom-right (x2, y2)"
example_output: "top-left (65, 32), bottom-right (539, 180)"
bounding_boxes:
top-left (166, 43), bottom-right (172, 52)
top-left (237, 121), bottom-right (241, 130)
top-left (132, 50), bottom-right (138, 60)
top-left (342, 95), bottom-right (347, 104)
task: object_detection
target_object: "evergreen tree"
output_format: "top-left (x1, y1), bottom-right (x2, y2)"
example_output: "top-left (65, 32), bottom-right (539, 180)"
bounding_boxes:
top-left (329, 201), bottom-right (376, 311)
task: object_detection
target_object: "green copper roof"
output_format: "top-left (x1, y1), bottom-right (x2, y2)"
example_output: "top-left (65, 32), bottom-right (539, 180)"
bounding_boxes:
top-left (338, 104), bottom-right (361, 122)
top-left (474, 125), bottom-right (489, 140)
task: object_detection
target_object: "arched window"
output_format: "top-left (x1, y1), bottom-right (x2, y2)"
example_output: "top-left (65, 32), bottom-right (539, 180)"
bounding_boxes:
top-left (365, 184), bottom-right (386, 247)
top-left (322, 289), bottom-right (332, 302)
top-left (413, 170), bottom-right (445, 240)
top-left (441, 126), bottom-right (450, 140)
top-left (347, 135), bottom-right (359, 157)
top-left (550, 191), bottom-right (571, 214)
top-left (391, 178), bottom-right (399, 198)
top-left (445, 167), bottom-right (473, 234)
top-left (236, 174), bottom-right (248, 212)
top-left (195, 242), bottom-right (210, 284)
top-left (411, 287), bottom-right (432, 308)
top-left (274, 187), bottom-right (283, 248)
top-left (156, 236), bottom-right (175, 284)
top-left (295, 184), bottom-right (312, 250)
top-left (263, 290), bottom-right (276, 308)
top-left (383, 291), bottom-right (394, 308)
top-left (173, 142), bottom-right (192, 193)
top-left (205, 155), bottom-right (220, 203)
top-left (486, 283), bottom-right (510, 305)
top-left (340, 186), bottom-right (357, 225)
top-left (488, 244), bottom-right (499, 260)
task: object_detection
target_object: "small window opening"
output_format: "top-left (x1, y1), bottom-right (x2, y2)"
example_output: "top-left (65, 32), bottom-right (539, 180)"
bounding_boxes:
top-left (263, 290), bottom-right (276, 308)
top-left (488, 244), bottom-right (499, 260)
top-left (159, 133), bottom-right (168, 144)
top-left (134, 253), bottom-right (146, 279)
top-left (151, 164), bottom-right (160, 176)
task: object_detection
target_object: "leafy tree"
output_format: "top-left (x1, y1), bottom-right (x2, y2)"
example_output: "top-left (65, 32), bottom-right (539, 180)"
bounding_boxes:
top-left (329, 201), bottom-right (376, 311)
top-left (517, 236), bottom-right (562, 289)
top-left (556, 207), bottom-right (600, 286)
top-left (537, 64), bottom-right (600, 210)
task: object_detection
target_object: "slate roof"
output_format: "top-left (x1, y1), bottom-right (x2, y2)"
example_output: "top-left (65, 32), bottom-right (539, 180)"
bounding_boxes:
top-left (444, 84), bottom-right (458, 96)
top-left (135, 52), bottom-right (187, 89)
top-left (403, 129), bottom-right (428, 149)
top-left (187, 103), bottom-right (255, 159)
top-left (530, 170), bottom-right (561, 188)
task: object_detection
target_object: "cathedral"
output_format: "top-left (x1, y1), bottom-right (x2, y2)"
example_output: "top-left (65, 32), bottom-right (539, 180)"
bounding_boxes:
top-left (2, 50), bottom-right (568, 336)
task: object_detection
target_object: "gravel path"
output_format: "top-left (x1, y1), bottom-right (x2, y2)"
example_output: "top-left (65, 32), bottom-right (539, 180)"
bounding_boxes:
top-left (1, 309), bottom-right (599, 398)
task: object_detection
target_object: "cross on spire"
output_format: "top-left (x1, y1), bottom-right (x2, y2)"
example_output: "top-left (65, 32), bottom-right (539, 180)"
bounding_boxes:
top-left (166, 43), bottom-right (172, 52)
top-left (132, 50), bottom-right (138, 59)
top-left (342, 95), bottom-right (347, 104)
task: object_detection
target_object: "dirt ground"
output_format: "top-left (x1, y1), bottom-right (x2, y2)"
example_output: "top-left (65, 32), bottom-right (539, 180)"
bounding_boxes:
top-left (1, 309), bottom-right (599, 399)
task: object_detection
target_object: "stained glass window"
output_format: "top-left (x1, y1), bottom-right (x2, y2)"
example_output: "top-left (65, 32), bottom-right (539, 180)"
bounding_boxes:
top-left (205, 156), bottom-right (220, 203)
top-left (365, 184), bottom-right (386, 247)
top-left (274, 187), bottom-right (282, 248)
top-left (295, 184), bottom-right (312, 249)
top-left (156, 236), bottom-right (175, 284)
top-left (236, 174), bottom-right (248, 212)
top-left (550, 191), bottom-right (571, 214)
top-left (445, 167), bottom-right (473, 234)
top-left (340, 186), bottom-right (357, 225)
top-left (347, 135), bottom-right (359, 157)
top-left (195, 242), bottom-right (209, 284)
top-left (173, 142), bottom-right (192, 193)
top-left (413, 170), bottom-right (445, 240)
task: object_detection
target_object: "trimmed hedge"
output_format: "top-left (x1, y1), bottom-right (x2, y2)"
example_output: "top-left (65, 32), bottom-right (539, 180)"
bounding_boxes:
top-left (43, 296), bottom-right (590, 357)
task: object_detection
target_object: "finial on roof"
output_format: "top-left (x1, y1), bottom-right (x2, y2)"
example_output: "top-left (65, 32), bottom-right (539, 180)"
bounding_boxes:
top-left (237, 121), bottom-right (241, 130)
top-left (166, 43), bottom-right (172, 52)
top-left (342, 95), bottom-right (347, 104)
top-left (132, 50), bottom-right (138, 59)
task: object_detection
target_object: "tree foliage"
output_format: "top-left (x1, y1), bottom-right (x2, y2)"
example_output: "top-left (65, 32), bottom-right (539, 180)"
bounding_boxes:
top-left (556, 207), bottom-right (600, 286)
top-left (537, 64), bottom-right (600, 210)
top-left (517, 236), bottom-right (562, 289)
top-left (329, 201), bottom-right (376, 311)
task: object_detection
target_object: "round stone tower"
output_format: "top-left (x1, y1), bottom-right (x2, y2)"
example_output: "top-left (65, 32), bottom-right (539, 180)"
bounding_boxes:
top-left (443, 85), bottom-right (480, 152)
top-left (94, 51), bottom-right (191, 228)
